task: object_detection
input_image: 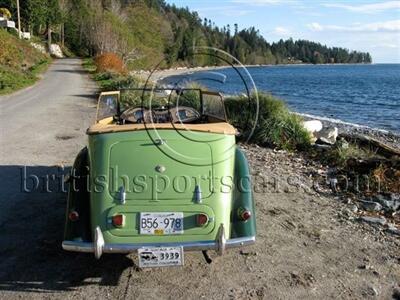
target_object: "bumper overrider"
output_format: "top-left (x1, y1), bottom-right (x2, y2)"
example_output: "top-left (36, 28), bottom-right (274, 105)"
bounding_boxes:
top-left (62, 224), bottom-right (256, 259)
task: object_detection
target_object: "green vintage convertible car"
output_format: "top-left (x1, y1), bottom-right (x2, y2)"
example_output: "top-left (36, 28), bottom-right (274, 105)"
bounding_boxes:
top-left (62, 88), bottom-right (256, 267)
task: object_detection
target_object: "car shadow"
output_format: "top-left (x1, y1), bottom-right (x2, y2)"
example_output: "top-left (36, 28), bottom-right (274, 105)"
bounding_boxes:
top-left (53, 69), bottom-right (88, 75)
top-left (0, 165), bottom-right (136, 293)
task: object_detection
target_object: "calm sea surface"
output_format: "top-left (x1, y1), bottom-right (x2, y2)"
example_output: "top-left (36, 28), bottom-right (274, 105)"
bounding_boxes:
top-left (161, 64), bottom-right (400, 133)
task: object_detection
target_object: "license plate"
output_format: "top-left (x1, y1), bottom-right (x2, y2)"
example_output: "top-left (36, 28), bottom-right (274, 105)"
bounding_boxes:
top-left (138, 247), bottom-right (184, 268)
top-left (140, 212), bottom-right (183, 235)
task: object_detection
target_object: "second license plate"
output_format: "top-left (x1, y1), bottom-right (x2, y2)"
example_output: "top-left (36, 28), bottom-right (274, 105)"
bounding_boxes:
top-left (139, 212), bottom-right (183, 235)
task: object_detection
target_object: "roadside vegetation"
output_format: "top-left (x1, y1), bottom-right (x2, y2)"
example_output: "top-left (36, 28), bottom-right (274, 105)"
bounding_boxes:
top-left (225, 94), bottom-right (311, 151)
top-left (0, 29), bottom-right (50, 95)
top-left (83, 56), bottom-right (141, 91)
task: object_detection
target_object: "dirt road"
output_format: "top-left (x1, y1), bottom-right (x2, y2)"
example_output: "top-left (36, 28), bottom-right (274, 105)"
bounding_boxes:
top-left (0, 59), bottom-right (398, 299)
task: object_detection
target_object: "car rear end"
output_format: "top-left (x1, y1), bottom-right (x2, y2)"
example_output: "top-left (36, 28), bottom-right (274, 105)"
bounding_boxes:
top-left (63, 125), bottom-right (255, 266)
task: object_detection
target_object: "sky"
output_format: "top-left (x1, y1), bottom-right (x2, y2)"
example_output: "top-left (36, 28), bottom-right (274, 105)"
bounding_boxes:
top-left (167, 0), bottom-right (400, 63)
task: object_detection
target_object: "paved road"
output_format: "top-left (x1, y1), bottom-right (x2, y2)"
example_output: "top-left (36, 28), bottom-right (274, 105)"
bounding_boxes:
top-left (0, 59), bottom-right (98, 297)
top-left (0, 59), bottom-right (95, 166)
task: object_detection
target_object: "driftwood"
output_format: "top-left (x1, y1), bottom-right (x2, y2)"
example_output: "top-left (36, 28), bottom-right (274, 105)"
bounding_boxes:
top-left (339, 133), bottom-right (400, 159)
top-left (346, 157), bottom-right (388, 174)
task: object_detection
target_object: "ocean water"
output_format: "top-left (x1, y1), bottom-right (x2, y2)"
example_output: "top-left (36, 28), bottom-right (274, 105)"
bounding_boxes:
top-left (160, 64), bottom-right (400, 133)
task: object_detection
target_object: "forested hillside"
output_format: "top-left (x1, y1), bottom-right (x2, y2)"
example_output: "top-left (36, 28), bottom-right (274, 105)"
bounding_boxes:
top-left (1, 0), bottom-right (372, 69)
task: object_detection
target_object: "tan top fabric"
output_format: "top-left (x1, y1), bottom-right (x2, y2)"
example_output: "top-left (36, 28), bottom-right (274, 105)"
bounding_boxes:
top-left (87, 122), bottom-right (237, 135)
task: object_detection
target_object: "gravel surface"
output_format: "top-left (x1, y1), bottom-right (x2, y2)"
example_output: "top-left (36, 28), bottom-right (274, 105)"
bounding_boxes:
top-left (0, 60), bottom-right (399, 299)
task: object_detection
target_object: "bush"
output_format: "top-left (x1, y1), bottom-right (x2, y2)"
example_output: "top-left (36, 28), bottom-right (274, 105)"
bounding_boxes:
top-left (0, 8), bottom-right (11, 20)
top-left (324, 143), bottom-right (377, 168)
top-left (91, 70), bottom-right (141, 91)
top-left (94, 52), bottom-right (126, 74)
top-left (225, 92), bottom-right (311, 151)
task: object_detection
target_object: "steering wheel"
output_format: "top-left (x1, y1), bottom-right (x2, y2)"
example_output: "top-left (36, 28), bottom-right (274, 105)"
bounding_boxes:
top-left (120, 108), bottom-right (155, 124)
top-left (170, 106), bottom-right (201, 123)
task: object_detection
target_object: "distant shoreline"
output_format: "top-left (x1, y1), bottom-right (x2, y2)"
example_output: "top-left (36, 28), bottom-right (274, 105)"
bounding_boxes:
top-left (132, 62), bottom-right (376, 82)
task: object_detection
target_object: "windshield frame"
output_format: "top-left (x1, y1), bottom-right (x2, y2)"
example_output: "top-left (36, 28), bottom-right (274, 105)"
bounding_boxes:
top-left (117, 88), bottom-right (227, 122)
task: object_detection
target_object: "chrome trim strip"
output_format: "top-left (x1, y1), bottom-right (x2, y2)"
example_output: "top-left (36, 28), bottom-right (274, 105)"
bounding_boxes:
top-left (62, 236), bottom-right (255, 254)
top-left (118, 186), bottom-right (126, 204)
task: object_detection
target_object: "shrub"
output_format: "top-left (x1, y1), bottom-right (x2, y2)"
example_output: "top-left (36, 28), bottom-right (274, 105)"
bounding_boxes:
top-left (92, 70), bottom-right (141, 92)
top-left (324, 142), bottom-right (378, 168)
top-left (225, 92), bottom-right (311, 151)
top-left (0, 8), bottom-right (11, 20)
top-left (94, 52), bottom-right (126, 74)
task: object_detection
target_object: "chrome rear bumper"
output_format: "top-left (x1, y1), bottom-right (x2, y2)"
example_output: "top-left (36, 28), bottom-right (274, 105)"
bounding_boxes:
top-left (62, 225), bottom-right (255, 259)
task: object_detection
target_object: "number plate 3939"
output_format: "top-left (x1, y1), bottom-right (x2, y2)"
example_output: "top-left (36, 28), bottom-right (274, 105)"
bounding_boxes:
top-left (140, 212), bottom-right (183, 235)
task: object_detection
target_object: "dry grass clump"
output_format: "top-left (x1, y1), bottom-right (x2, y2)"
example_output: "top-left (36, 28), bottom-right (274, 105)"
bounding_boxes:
top-left (372, 165), bottom-right (400, 193)
top-left (94, 52), bottom-right (126, 74)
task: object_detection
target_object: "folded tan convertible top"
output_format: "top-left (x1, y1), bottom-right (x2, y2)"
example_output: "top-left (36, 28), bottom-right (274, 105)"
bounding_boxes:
top-left (87, 122), bottom-right (237, 135)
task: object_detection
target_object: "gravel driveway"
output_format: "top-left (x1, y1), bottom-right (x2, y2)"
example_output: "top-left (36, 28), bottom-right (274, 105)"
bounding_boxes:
top-left (0, 59), bottom-right (398, 299)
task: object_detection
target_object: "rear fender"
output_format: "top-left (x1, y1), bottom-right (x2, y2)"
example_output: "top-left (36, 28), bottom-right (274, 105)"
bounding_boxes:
top-left (64, 147), bottom-right (91, 241)
top-left (230, 147), bottom-right (256, 238)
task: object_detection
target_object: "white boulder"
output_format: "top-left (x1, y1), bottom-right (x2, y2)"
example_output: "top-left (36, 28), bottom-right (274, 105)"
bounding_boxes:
top-left (21, 31), bottom-right (31, 40)
top-left (316, 127), bottom-right (338, 145)
top-left (303, 120), bottom-right (323, 134)
top-left (49, 44), bottom-right (63, 58)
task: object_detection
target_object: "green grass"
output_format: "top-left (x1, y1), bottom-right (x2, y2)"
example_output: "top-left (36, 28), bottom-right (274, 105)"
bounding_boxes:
top-left (0, 58), bottom-right (50, 95)
top-left (0, 29), bottom-right (51, 95)
top-left (324, 142), bottom-right (378, 168)
top-left (225, 93), bottom-right (311, 151)
top-left (82, 58), bottom-right (97, 73)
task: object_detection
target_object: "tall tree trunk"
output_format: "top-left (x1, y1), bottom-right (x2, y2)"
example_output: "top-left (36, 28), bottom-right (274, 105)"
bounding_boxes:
top-left (47, 23), bottom-right (52, 50)
top-left (16, 0), bottom-right (21, 38)
top-left (61, 23), bottom-right (64, 47)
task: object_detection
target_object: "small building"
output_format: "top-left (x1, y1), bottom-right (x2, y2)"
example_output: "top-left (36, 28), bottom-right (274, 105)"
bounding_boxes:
top-left (0, 16), bottom-right (30, 40)
top-left (0, 17), bottom-right (15, 29)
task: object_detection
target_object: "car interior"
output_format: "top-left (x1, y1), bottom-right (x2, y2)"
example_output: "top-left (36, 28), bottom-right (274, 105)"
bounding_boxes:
top-left (119, 106), bottom-right (201, 124)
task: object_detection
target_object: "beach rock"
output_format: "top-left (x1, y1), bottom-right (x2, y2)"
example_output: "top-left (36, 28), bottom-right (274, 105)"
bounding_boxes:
top-left (359, 200), bottom-right (383, 212)
top-left (49, 44), bottom-right (63, 58)
top-left (303, 120), bottom-right (323, 134)
top-left (393, 287), bottom-right (400, 300)
top-left (363, 285), bottom-right (379, 297)
top-left (373, 194), bottom-right (400, 212)
top-left (312, 144), bottom-right (332, 151)
top-left (387, 223), bottom-right (400, 236)
top-left (316, 127), bottom-right (338, 145)
top-left (358, 216), bottom-right (387, 226)
top-left (350, 204), bottom-right (358, 213)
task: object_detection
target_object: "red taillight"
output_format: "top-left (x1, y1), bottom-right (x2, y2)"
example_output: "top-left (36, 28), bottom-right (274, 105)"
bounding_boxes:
top-left (112, 214), bottom-right (125, 227)
top-left (196, 213), bottom-right (209, 226)
top-left (238, 208), bottom-right (251, 221)
top-left (68, 210), bottom-right (79, 222)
